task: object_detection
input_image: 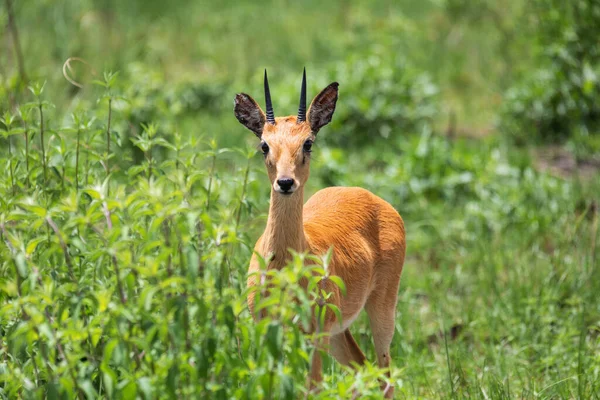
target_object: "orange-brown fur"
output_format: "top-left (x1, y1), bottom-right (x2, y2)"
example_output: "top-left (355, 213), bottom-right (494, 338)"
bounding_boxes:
top-left (235, 83), bottom-right (405, 398)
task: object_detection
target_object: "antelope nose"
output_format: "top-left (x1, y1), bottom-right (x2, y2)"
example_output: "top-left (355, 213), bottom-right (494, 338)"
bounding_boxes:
top-left (277, 178), bottom-right (294, 192)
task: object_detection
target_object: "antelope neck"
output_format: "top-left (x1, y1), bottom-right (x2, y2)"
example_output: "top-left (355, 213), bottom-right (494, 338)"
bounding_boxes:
top-left (261, 187), bottom-right (308, 269)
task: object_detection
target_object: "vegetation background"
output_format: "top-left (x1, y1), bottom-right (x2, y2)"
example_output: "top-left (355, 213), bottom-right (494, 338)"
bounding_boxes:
top-left (1, 0), bottom-right (599, 398)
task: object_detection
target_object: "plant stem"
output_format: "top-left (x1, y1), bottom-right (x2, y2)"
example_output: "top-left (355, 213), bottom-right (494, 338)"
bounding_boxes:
top-left (88, 222), bottom-right (127, 305)
top-left (61, 164), bottom-right (65, 192)
top-left (163, 220), bottom-right (173, 277)
top-left (106, 97), bottom-right (112, 178)
top-left (85, 142), bottom-right (89, 187)
top-left (146, 147), bottom-right (152, 182)
top-left (30, 345), bottom-right (40, 386)
top-left (235, 158), bottom-right (251, 228)
top-left (196, 220), bottom-right (204, 277)
top-left (24, 128), bottom-right (29, 188)
top-left (8, 135), bottom-right (15, 195)
top-left (176, 230), bottom-right (192, 354)
top-left (223, 159), bottom-right (252, 290)
top-left (105, 97), bottom-right (112, 197)
top-left (38, 103), bottom-right (47, 186)
top-left (206, 154), bottom-right (216, 210)
top-left (75, 128), bottom-right (80, 191)
top-left (267, 368), bottom-right (274, 400)
top-left (46, 216), bottom-right (75, 282)
top-left (443, 321), bottom-right (456, 400)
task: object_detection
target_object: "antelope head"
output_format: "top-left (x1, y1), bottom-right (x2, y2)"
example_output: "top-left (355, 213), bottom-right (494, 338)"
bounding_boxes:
top-left (234, 69), bottom-right (339, 196)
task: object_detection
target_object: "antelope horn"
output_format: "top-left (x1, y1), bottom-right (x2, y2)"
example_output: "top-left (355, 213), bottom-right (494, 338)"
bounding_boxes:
top-left (264, 69), bottom-right (275, 124)
top-left (297, 67), bottom-right (307, 123)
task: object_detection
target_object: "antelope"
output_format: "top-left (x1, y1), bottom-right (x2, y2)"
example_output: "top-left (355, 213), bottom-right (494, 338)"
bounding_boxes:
top-left (234, 69), bottom-right (406, 398)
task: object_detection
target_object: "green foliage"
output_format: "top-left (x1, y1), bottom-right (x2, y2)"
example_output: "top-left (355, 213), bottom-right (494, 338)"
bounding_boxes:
top-left (0, 81), bottom-right (400, 399)
top-left (325, 50), bottom-right (438, 147)
top-left (0, 74), bottom-right (598, 397)
top-left (1, 0), bottom-right (599, 398)
top-left (0, 0), bottom-right (535, 140)
top-left (501, 0), bottom-right (600, 141)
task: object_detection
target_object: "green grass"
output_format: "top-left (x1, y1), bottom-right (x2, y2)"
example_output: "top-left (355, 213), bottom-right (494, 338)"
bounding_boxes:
top-left (1, 0), bottom-right (599, 398)
top-left (317, 133), bottom-right (600, 397)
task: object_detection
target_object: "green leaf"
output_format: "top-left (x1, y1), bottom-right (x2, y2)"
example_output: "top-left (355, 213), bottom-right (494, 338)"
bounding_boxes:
top-left (167, 365), bottom-right (178, 396)
top-left (100, 364), bottom-right (117, 398)
top-left (83, 188), bottom-right (102, 200)
top-left (328, 276), bottom-right (346, 296)
top-left (318, 305), bottom-right (327, 330)
top-left (120, 380), bottom-right (137, 400)
top-left (327, 304), bottom-right (343, 328)
top-left (21, 204), bottom-right (47, 217)
top-left (265, 322), bottom-right (282, 359)
top-left (79, 379), bottom-right (97, 399)
top-left (223, 304), bottom-right (235, 334)
top-left (15, 253), bottom-right (28, 278)
top-left (140, 286), bottom-right (158, 312)
top-left (26, 237), bottom-right (46, 255)
top-left (137, 377), bottom-right (153, 400)
top-left (280, 374), bottom-right (295, 399)
top-left (38, 323), bottom-right (53, 342)
top-left (102, 339), bottom-right (119, 366)
top-left (254, 297), bottom-right (279, 312)
top-left (91, 80), bottom-right (108, 88)
top-left (322, 246), bottom-right (334, 272)
top-left (46, 382), bottom-right (59, 400)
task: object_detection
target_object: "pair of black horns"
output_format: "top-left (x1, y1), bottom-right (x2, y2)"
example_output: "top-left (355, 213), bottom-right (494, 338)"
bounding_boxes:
top-left (263, 68), bottom-right (307, 125)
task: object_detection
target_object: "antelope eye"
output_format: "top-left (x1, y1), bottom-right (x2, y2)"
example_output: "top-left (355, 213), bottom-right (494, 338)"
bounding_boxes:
top-left (303, 139), bottom-right (313, 152)
top-left (261, 142), bottom-right (269, 155)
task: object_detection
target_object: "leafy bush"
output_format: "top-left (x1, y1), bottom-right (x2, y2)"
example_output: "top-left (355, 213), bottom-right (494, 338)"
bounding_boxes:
top-left (325, 49), bottom-right (439, 147)
top-left (0, 80), bottom-right (396, 399)
top-left (113, 64), bottom-right (231, 164)
top-left (501, 0), bottom-right (600, 141)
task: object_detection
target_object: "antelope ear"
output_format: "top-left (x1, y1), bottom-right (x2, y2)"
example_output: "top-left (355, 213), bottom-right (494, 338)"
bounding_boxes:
top-left (234, 93), bottom-right (266, 138)
top-left (307, 82), bottom-right (339, 134)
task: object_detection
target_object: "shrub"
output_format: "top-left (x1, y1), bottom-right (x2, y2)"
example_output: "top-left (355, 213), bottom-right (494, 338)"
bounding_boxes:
top-left (324, 49), bottom-right (439, 148)
top-left (501, 0), bottom-right (600, 141)
top-left (0, 80), bottom-right (395, 399)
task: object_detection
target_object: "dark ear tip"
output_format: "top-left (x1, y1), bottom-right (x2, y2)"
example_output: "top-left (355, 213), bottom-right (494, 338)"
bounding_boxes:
top-left (330, 82), bottom-right (339, 89)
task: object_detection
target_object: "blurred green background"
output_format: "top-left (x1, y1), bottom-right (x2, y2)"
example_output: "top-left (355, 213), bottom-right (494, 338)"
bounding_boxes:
top-left (1, 0), bottom-right (534, 138)
top-left (4, 0), bottom-right (600, 144)
top-left (1, 0), bottom-right (600, 398)
top-left (4, 0), bottom-right (600, 145)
